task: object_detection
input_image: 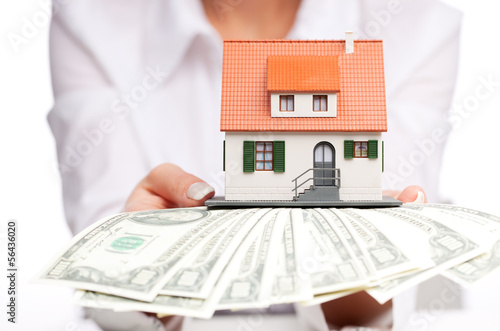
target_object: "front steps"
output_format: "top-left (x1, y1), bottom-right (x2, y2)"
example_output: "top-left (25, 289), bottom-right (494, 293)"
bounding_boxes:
top-left (295, 186), bottom-right (340, 201)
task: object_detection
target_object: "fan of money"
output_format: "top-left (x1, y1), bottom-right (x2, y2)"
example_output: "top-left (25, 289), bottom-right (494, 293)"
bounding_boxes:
top-left (36, 204), bottom-right (500, 319)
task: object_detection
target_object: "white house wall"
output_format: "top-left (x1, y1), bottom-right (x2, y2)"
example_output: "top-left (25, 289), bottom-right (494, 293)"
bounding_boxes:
top-left (224, 132), bottom-right (383, 201)
top-left (270, 93), bottom-right (337, 118)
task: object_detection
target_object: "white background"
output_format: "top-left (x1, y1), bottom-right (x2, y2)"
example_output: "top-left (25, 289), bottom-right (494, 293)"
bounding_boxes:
top-left (0, 1), bottom-right (499, 330)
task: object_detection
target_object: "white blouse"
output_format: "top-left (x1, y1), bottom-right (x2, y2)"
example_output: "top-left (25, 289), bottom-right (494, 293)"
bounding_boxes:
top-left (48, 0), bottom-right (462, 329)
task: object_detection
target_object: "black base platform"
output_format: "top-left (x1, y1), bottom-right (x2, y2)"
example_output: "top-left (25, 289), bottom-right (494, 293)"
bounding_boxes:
top-left (205, 196), bottom-right (402, 208)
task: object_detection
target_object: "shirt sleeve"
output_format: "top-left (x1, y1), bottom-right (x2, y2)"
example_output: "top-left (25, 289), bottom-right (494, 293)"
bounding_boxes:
top-left (47, 8), bottom-right (149, 234)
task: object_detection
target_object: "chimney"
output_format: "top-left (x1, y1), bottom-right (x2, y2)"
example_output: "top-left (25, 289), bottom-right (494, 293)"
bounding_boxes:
top-left (345, 31), bottom-right (354, 54)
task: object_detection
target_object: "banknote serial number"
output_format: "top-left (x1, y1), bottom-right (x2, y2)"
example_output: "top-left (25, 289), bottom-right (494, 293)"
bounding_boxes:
top-left (6, 220), bottom-right (17, 323)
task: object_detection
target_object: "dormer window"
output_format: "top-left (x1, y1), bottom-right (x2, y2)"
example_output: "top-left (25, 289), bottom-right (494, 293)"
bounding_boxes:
top-left (280, 96), bottom-right (294, 112)
top-left (313, 95), bottom-right (327, 112)
top-left (271, 93), bottom-right (337, 118)
top-left (267, 55), bottom-right (339, 118)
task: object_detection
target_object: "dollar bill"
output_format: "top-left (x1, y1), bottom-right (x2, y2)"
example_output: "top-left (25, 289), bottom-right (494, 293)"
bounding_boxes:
top-left (299, 209), bottom-right (368, 294)
top-left (402, 203), bottom-right (500, 287)
top-left (73, 290), bottom-right (217, 319)
top-left (318, 209), bottom-right (377, 285)
top-left (331, 209), bottom-right (424, 282)
top-left (216, 209), bottom-right (286, 310)
top-left (357, 207), bottom-right (488, 303)
top-left (300, 288), bottom-right (363, 307)
top-left (158, 208), bottom-right (271, 299)
top-left (271, 209), bottom-right (313, 304)
top-left (36, 207), bottom-right (249, 302)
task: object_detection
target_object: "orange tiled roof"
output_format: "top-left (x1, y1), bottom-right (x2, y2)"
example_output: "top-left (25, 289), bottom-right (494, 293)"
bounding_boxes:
top-left (220, 40), bottom-right (387, 132)
top-left (267, 56), bottom-right (340, 92)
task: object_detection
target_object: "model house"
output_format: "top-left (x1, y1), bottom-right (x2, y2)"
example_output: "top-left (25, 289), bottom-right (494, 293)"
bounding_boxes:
top-left (221, 34), bottom-right (387, 202)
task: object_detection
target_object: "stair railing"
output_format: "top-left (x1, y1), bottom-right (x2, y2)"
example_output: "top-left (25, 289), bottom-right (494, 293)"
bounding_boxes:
top-left (291, 168), bottom-right (340, 200)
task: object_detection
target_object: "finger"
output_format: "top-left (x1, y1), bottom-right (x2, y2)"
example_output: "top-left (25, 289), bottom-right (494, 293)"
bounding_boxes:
top-left (125, 163), bottom-right (215, 211)
top-left (396, 185), bottom-right (426, 203)
top-left (124, 185), bottom-right (172, 211)
top-left (145, 164), bottom-right (215, 207)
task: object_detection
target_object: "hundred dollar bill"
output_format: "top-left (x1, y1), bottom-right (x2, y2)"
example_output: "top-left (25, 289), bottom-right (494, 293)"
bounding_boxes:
top-left (36, 207), bottom-right (249, 302)
top-left (73, 290), bottom-right (217, 319)
top-left (318, 209), bottom-right (377, 285)
top-left (299, 209), bottom-right (368, 294)
top-left (271, 209), bottom-right (313, 304)
top-left (402, 203), bottom-right (500, 287)
top-left (445, 242), bottom-right (500, 288)
top-left (159, 208), bottom-right (271, 299)
top-left (330, 209), bottom-right (424, 283)
top-left (215, 226), bottom-right (262, 309)
top-left (216, 209), bottom-right (286, 310)
top-left (356, 207), bottom-right (488, 303)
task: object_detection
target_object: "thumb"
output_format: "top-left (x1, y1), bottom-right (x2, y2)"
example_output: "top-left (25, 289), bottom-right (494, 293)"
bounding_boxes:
top-left (397, 185), bottom-right (427, 203)
top-left (125, 163), bottom-right (215, 211)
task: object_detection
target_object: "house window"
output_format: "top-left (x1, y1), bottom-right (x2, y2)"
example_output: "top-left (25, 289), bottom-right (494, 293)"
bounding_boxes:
top-left (280, 96), bottom-right (294, 112)
top-left (354, 142), bottom-right (368, 158)
top-left (313, 95), bottom-right (327, 111)
top-left (344, 140), bottom-right (378, 159)
top-left (255, 142), bottom-right (273, 170)
top-left (243, 140), bottom-right (285, 172)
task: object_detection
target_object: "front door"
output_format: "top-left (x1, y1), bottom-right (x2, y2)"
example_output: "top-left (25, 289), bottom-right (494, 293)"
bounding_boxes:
top-left (314, 142), bottom-right (335, 186)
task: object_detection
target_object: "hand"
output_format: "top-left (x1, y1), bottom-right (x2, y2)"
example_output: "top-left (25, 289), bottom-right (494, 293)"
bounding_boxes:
top-left (124, 163), bottom-right (215, 212)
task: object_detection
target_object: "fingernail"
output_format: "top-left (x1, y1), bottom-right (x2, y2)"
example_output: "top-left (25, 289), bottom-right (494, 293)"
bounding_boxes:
top-left (407, 191), bottom-right (425, 204)
top-left (186, 182), bottom-right (215, 200)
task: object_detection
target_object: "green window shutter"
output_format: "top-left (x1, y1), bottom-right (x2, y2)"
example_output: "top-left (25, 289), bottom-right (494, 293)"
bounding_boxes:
top-left (368, 140), bottom-right (378, 159)
top-left (274, 141), bottom-right (285, 172)
top-left (382, 141), bottom-right (384, 172)
top-left (243, 141), bottom-right (255, 172)
top-left (223, 140), bottom-right (225, 171)
top-left (344, 140), bottom-right (354, 159)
